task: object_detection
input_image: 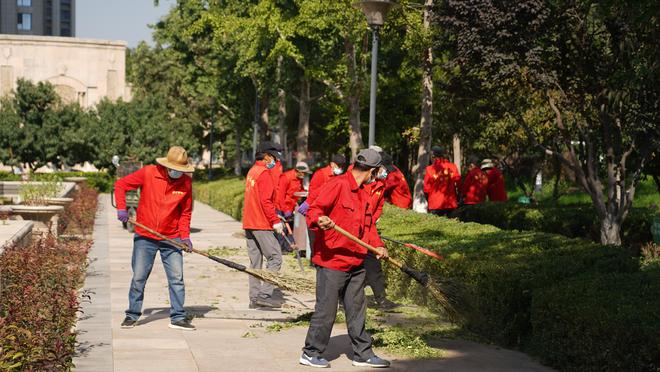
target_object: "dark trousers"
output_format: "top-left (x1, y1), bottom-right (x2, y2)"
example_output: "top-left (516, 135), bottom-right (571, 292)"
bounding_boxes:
top-left (303, 266), bottom-right (375, 361)
top-left (364, 252), bottom-right (386, 299)
top-left (429, 208), bottom-right (454, 217)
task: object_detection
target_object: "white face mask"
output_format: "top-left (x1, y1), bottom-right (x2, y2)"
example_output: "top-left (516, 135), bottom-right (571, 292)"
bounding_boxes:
top-left (332, 167), bottom-right (343, 175)
top-left (168, 169), bottom-right (183, 179)
top-left (377, 168), bottom-right (388, 180)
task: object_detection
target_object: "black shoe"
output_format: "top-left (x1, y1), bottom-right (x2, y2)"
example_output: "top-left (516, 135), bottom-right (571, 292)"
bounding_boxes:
top-left (121, 316), bottom-right (137, 329)
top-left (374, 298), bottom-right (400, 310)
top-left (253, 297), bottom-right (282, 309)
top-left (169, 318), bottom-right (195, 331)
top-left (352, 355), bottom-right (391, 368)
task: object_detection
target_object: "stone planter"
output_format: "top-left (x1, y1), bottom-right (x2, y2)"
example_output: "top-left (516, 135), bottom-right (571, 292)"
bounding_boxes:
top-left (9, 205), bottom-right (64, 236)
top-left (64, 176), bottom-right (87, 191)
top-left (44, 197), bottom-right (74, 207)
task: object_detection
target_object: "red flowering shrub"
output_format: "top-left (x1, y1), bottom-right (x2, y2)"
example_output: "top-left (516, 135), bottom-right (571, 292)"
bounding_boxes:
top-left (0, 236), bottom-right (91, 371)
top-left (59, 184), bottom-right (99, 236)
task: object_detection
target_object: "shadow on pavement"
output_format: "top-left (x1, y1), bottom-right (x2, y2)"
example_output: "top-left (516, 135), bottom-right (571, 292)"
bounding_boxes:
top-left (139, 305), bottom-right (218, 325)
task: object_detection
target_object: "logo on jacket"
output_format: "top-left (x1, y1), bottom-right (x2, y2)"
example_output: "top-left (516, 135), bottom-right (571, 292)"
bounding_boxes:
top-left (172, 191), bottom-right (185, 196)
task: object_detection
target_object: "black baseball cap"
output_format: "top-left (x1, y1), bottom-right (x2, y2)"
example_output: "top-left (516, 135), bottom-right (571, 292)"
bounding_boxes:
top-left (256, 141), bottom-right (281, 159)
top-left (380, 152), bottom-right (395, 172)
top-left (331, 154), bottom-right (346, 166)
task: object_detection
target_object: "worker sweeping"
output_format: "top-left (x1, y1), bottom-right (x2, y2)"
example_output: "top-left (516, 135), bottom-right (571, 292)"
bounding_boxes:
top-left (276, 161), bottom-right (312, 251)
top-left (423, 146), bottom-right (461, 216)
top-left (113, 146), bottom-right (196, 331)
top-left (298, 154), bottom-right (347, 213)
top-left (242, 141), bottom-right (286, 309)
top-left (481, 158), bottom-right (508, 202)
top-left (299, 149), bottom-right (391, 369)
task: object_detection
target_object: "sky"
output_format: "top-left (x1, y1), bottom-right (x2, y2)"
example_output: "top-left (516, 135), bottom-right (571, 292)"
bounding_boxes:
top-left (76, 0), bottom-right (176, 48)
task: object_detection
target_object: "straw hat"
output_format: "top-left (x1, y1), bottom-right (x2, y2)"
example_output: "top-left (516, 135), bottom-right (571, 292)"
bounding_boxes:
top-left (156, 146), bottom-right (195, 172)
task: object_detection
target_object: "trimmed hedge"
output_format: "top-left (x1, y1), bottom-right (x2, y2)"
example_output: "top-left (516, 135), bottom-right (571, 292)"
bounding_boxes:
top-left (451, 202), bottom-right (655, 247)
top-left (193, 177), bottom-right (245, 221)
top-left (193, 177), bottom-right (657, 371)
top-left (531, 268), bottom-right (660, 372)
top-left (0, 171), bottom-right (113, 192)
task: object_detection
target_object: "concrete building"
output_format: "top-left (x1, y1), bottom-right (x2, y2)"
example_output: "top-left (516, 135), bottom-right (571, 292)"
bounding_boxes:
top-left (0, 34), bottom-right (130, 107)
top-left (0, 0), bottom-right (75, 37)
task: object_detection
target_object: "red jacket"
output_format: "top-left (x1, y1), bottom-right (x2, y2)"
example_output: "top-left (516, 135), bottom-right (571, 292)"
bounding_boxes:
top-left (242, 161), bottom-right (280, 230)
top-left (363, 179), bottom-right (386, 248)
top-left (384, 167), bottom-right (412, 209)
top-left (307, 165), bottom-right (334, 205)
top-left (460, 167), bottom-right (489, 205)
top-left (114, 165), bottom-right (192, 240)
top-left (485, 167), bottom-right (508, 202)
top-left (423, 158), bottom-right (461, 210)
top-left (307, 173), bottom-right (372, 272)
top-left (276, 169), bottom-right (303, 213)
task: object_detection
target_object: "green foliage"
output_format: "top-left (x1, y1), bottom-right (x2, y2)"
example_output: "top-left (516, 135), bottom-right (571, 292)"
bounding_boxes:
top-left (0, 237), bottom-right (91, 371)
top-left (193, 177), bottom-right (246, 221)
top-left (19, 181), bottom-right (62, 206)
top-left (530, 268), bottom-right (660, 372)
top-left (451, 202), bottom-right (655, 248)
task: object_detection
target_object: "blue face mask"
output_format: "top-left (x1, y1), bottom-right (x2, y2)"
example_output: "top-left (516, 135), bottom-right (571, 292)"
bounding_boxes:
top-left (332, 167), bottom-right (343, 175)
top-left (168, 169), bottom-right (183, 179)
top-left (378, 169), bottom-right (388, 180)
top-left (266, 160), bottom-right (276, 169)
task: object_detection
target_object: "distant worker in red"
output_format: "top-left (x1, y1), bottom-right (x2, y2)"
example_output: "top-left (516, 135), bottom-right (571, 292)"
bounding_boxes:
top-left (481, 159), bottom-right (508, 202)
top-left (113, 146), bottom-right (195, 331)
top-left (297, 154), bottom-right (346, 215)
top-left (460, 156), bottom-right (489, 205)
top-left (299, 149), bottom-right (390, 369)
top-left (242, 141), bottom-right (286, 309)
top-left (270, 142), bottom-right (284, 196)
top-left (275, 161), bottom-right (312, 251)
top-left (381, 153), bottom-right (412, 209)
top-left (423, 146), bottom-right (461, 216)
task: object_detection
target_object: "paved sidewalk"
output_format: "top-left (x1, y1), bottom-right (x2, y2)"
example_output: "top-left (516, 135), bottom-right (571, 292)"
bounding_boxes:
top-left (74, 194), bottom-right (553, 372)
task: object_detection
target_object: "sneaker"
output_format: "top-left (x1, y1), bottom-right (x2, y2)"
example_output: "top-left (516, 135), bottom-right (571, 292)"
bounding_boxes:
top-left (254, 297), bottom-right (282, 309)
top-left (352, 355), bottom-right (391, 368)
top-left (120, 316), bottom-right (137, 329)
top-left (169, 319), bottom-right (196, 331)
top-left (299, 353), bottom-right (330, 368)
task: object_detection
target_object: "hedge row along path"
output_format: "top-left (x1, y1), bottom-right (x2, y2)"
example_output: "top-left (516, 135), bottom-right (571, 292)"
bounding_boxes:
top-left (73, 195), bottom-right (553, 371)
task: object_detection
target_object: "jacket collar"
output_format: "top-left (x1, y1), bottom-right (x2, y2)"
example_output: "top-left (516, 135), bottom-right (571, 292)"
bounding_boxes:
top-left (346, 172), bottom-right (360, 192)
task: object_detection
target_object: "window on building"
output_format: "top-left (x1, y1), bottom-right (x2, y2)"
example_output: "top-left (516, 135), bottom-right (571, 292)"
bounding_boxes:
top-left (17, 13), bottom-right (31, 31)
top-left (17, 0), bottom-right (32, 7)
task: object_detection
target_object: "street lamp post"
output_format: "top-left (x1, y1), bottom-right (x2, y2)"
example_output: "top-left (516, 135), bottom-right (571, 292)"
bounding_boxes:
top-left (353, 0), bottom-right (396, 148)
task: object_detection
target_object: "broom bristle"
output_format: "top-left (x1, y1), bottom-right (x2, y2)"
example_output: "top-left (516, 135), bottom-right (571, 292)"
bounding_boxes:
top-left (246, 268), bottom-right (316, 293)
top-left (425, 276), bottom-right (472, 323)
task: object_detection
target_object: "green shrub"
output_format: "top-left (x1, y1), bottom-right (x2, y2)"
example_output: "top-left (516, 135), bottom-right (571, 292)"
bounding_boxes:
top-left (0, 172), bottom-right (114, 192)
top-left (530, 268), bottom-right (660, 372)
top-left (193, 177), bottom-right (245, 221)
top-left (451, 202), bottom-right (654, 247)
top-left (378, 206), bottom-right (638, 347)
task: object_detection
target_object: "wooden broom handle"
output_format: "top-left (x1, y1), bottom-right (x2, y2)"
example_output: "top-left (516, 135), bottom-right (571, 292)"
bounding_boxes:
top-left (129, 219), bottom-right (208, 257)
top-left (332, 223), bottom-right (405, 269)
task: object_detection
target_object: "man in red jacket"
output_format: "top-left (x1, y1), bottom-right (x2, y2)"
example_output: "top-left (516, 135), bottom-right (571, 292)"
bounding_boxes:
top-left (242, 141), bottom-right (286, 309)
top-left (298, 154), bottom-right (346, 214)
top-left (460, 156), bottom-right (489, 205)
top-left (299, 149), bottom-right (390, 369)
top-left (382, 153), bottom-right (412, 209)
top-left (423, 146), bottom-right (461, 216)
top-left (482, 159), bottom-right (508, 202)
top-left (113, 146), bottom-right (195, 331)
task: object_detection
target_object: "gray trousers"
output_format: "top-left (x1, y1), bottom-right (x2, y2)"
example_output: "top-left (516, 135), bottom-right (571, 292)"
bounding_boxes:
top-left (364, 252), bottom-right (386, 300)
top-left (245, 229), bottom-right (282, 300)
top-left (303, 266), bottom-right (375, 361)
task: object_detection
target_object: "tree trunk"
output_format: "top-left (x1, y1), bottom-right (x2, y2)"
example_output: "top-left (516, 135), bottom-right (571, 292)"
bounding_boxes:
top-left (600, 215), bottom-right (623, 246)
top-left (452, 134), bottom-right (461, 174)
top-left (345, 38), bottom-right (364, 160)
top-left (274, 56), bottom-right (287, 155)
top-left (552, 155), bottom-right (562, 202)
top-left (234, 126), bottom-right (242, 176)
top-left (412, 0), bottom-right (434, 213)
top-left (260, 91), bottom-right (270, 141)
top-left (296, 77), bottom-right (311, 161)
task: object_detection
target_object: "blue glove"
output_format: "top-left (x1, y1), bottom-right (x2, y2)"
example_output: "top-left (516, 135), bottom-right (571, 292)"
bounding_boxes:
top-left (297, 201), bottom-right (310, 216)
top-left (181, 238), bottom-right (193, 252)
top-left (284, 211), bottom-right (294, 219)
top-left (117, 210), bottom-right (129, 223)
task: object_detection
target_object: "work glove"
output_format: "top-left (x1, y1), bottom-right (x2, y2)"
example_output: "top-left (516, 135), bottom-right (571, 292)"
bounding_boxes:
top-left (117, 210), bottom-right (129, 223)
top-left (283, 211), bottom-right (294, 219)
top-left (272, 222), bottom-right (285, 234)
top-left (297, 201), bottom-right (310, 216)
top-left (181, 238), bottom-right (193, 253)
